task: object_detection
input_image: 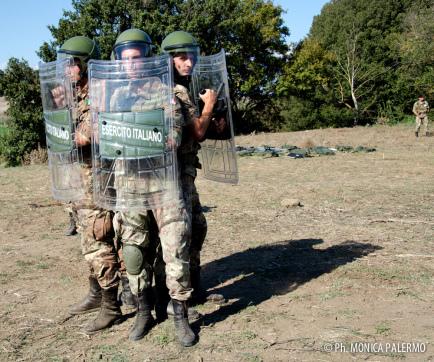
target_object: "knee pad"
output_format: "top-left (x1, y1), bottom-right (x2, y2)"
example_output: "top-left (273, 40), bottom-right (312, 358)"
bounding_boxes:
top-left (122, 244), bottom-right (144, 275)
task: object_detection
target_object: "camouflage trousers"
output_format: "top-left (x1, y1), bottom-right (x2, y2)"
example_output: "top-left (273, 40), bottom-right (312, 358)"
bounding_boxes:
top-left (71, 166), bottom-right (120, 290)
top-left (72, 206), bottom-right (120, 289)
top-left (415, 115), bottom-right (429, 134)
top-left (113, 194), bottom-right (192, 301)
top-left (152, 174), bottom-right (207, 294)
top-left (181, 174), bottom-right (207, 272)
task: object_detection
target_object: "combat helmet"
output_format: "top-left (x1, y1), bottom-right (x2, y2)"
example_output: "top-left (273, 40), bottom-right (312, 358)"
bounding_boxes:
top-left (57, 36), bottom-right (99, 74)
top-left (161, 31), bottom-right (200, 56)
top-left (112, 29), bottom-right (153, 60)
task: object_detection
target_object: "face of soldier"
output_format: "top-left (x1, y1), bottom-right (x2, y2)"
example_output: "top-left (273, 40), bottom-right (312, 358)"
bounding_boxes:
top-left (69, 59), bottom-right (82, 82)
top-left (173, 52), bottom-right (197, 76)
top-left (120, 47), bottom-right (143, 76)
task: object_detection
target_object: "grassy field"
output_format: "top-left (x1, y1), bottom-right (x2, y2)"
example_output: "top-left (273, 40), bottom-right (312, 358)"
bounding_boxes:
top-left (0, 123), bottom-right (433, 361)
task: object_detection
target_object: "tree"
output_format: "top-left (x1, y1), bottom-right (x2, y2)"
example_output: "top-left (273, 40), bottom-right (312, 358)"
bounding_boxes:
top-left (0, 58), bottom-right (43, 166)
top-left (38, 0), bottom-right (290, 133)
top-left (396, 1), bottom-right (434, 100)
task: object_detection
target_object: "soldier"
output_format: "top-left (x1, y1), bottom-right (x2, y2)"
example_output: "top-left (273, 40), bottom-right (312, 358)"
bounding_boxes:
top-left (54, 36), bottom-right (122, 333)
top-left (413, 95), bottom-right (430, 137)
top-left (96, 29), bottom-right (196, 346)
top-left (65, 205), bottom-right (77, 236)
top-left (160, 31), bottom-right (221, 306)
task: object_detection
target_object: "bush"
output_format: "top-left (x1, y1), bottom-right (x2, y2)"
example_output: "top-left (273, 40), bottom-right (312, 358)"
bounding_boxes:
top-left (0, 58), bottom-right (44, 166)
top-left (22, 143), bottom-right (48, 165)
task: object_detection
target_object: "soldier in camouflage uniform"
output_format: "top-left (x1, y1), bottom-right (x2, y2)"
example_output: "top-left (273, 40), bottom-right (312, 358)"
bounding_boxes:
top-left (413, 95), bottom-right (430, 137)
top-left (108, 29), bottom-right (196, 346)
top-left (160, 31), bottom-right (221, 307)
top-left (55, 37), bottom-right (122, 334)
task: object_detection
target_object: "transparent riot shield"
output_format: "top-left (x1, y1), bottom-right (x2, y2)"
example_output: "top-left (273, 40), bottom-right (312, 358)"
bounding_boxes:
top-left (190, 49), bottom-right (239, 184)
top-left (39, 57), bottom-right (84, 201)
top-left (89, 54), bottom-right (178, 211)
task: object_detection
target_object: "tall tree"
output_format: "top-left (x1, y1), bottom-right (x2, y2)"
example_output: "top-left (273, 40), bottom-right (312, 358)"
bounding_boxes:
top-left (38, 0), bottom-right (290, 133)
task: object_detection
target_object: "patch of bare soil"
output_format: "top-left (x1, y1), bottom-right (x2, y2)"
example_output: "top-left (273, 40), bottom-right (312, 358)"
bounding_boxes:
top-left (0, 124), bottom-right (433, 361)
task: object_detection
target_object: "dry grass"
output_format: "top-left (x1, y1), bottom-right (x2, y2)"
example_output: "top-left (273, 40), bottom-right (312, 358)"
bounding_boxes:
top-left (22, 143), bottom-right (48, 165)
top-left (0, 123), bottom-right (433, 361)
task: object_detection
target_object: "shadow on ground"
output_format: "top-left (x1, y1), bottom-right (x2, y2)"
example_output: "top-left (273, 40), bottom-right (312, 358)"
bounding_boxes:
top-left (198, 239), bottom-right (381, 327)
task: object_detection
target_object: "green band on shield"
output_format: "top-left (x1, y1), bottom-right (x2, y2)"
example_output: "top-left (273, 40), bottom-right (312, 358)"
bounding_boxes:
top-left (44, 110), bottom-right (73, 153)
top-left (98, 109), bottom-right (165, 158)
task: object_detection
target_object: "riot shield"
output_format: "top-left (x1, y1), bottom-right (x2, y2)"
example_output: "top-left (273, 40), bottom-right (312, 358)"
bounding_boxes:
top-left (39, 57), bottom-right (85, 201)
top-left (89, 54), bottom-right (178, 211)
top-left (190, 49), bottom-right (239, 184)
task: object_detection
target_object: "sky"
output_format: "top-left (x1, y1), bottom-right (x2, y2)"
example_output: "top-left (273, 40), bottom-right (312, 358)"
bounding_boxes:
top-left (0, 0), bottom-right (329, 70)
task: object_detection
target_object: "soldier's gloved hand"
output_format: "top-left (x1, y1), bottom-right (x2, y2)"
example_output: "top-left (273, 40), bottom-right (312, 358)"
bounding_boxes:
top-left (199, 89), bottom-right (217, 108)
top-left (51, 86), bottom-right (67, 108)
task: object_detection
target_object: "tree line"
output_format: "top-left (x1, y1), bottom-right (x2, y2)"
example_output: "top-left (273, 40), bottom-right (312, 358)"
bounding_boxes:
top-left (0, 0), bottom-right (432, 166)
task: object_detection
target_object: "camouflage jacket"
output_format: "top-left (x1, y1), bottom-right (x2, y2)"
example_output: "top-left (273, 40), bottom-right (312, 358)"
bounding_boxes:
top-left (413, 100), bottom-right (429, 117)
top-left (174, 84), bottom-right (201, 177)
top-left (75, 83), bottom-right (92, 164)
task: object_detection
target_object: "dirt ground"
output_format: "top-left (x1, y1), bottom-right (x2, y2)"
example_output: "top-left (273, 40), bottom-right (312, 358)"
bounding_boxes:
top-left (0, 123), bottom-right (433, 361)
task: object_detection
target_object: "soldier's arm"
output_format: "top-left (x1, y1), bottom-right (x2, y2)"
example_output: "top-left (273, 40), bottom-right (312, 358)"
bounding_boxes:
top-left (190, 89), bottom-right (217, 141)
top-left (413, 102), bottom-right (419, 116)
top-left (75, 120), bottom-right (91, 147)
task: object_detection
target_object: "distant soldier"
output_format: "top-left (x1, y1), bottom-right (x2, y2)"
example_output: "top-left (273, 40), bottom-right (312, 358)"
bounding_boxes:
top-left (413, 95), bottom-right (430, 137)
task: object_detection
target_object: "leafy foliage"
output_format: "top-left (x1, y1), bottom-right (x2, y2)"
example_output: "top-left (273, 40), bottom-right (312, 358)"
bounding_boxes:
top-left (37, 0), bottom-right (290, 133)
top-left (0, 58), bottom-right (43, 166)
top-left (277, 0), bottom-right (434, 130)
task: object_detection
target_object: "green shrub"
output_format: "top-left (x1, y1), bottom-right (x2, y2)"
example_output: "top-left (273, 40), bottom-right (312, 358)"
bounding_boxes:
top-left (0, 58), bottom-right (44, 166)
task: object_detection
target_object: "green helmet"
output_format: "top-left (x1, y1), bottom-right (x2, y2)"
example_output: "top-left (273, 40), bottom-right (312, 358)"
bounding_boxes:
top-left (161, 31), bottom-right (200, 56)
top-left (113, 29), bottom-right (153, 60)
top-left (57, 36), bottom-right (99, 73)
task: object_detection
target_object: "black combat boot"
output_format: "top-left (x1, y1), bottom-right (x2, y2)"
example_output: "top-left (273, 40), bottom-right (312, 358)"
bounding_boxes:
top-left (172, 299), bottom-right (196, 347)
top-left (119, 275), bottom-right (136, 309)
top-left (84, 287), bottom-right (122, 334)
top-left (69, 276), bottom-right (101, 315)
top-left (65, 212), bottom-right (77, 236)
top-left (166, 299), bottom-right (201, 322)
top-left (415, 131), bottom-right (419, 137)
top-left (129, 288), bottom-right (155, 341)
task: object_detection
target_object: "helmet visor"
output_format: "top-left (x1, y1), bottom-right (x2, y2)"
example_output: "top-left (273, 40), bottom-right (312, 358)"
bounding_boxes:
top-left (113, 42), bottom-right (152, 60)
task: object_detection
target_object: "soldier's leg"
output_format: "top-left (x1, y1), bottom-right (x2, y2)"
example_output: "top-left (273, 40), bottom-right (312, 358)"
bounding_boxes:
top-left (423, 116), bottom-right (429, 136)
top-left (153, 198), bottom-right (196, 347)
top-left (415, 116), bottom-right (422, 136)
top-left (181, 174), bottom-right (207, 303)
top-left (117, 247), bottom-right (137, 309)
top-left (114, 211), bottom-right (155, 341)
top-left (65, 203), bottom-right (77, 236)
top-left (149, 210), bottom-right (170, 322)
top-left (76, 208), bottom-right (122, 334)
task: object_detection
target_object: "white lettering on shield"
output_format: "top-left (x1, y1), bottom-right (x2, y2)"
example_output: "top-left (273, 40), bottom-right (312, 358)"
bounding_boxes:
top-left (46, 123), bottom-right (70, 140)
top-left (102, 123), bottom-right (162, 143)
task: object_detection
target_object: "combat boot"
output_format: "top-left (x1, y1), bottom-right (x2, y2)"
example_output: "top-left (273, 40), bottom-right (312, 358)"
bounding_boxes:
top-left (84, 287), bottom-right (122, 334)
top-left (415, 131), bottom-right (419, 137)
top-left (65, 212), bottom-right (77, 236)
top-left (129, 288), bottom-right (155, 341)
top-left (119, 275), bottom-right (136, 309)
top-left (166, 299), bottom-right (201, 322)
top-left (69, 276), bottom-right (101, 315)
top-left (172, 299), bottom-right (196, 347)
